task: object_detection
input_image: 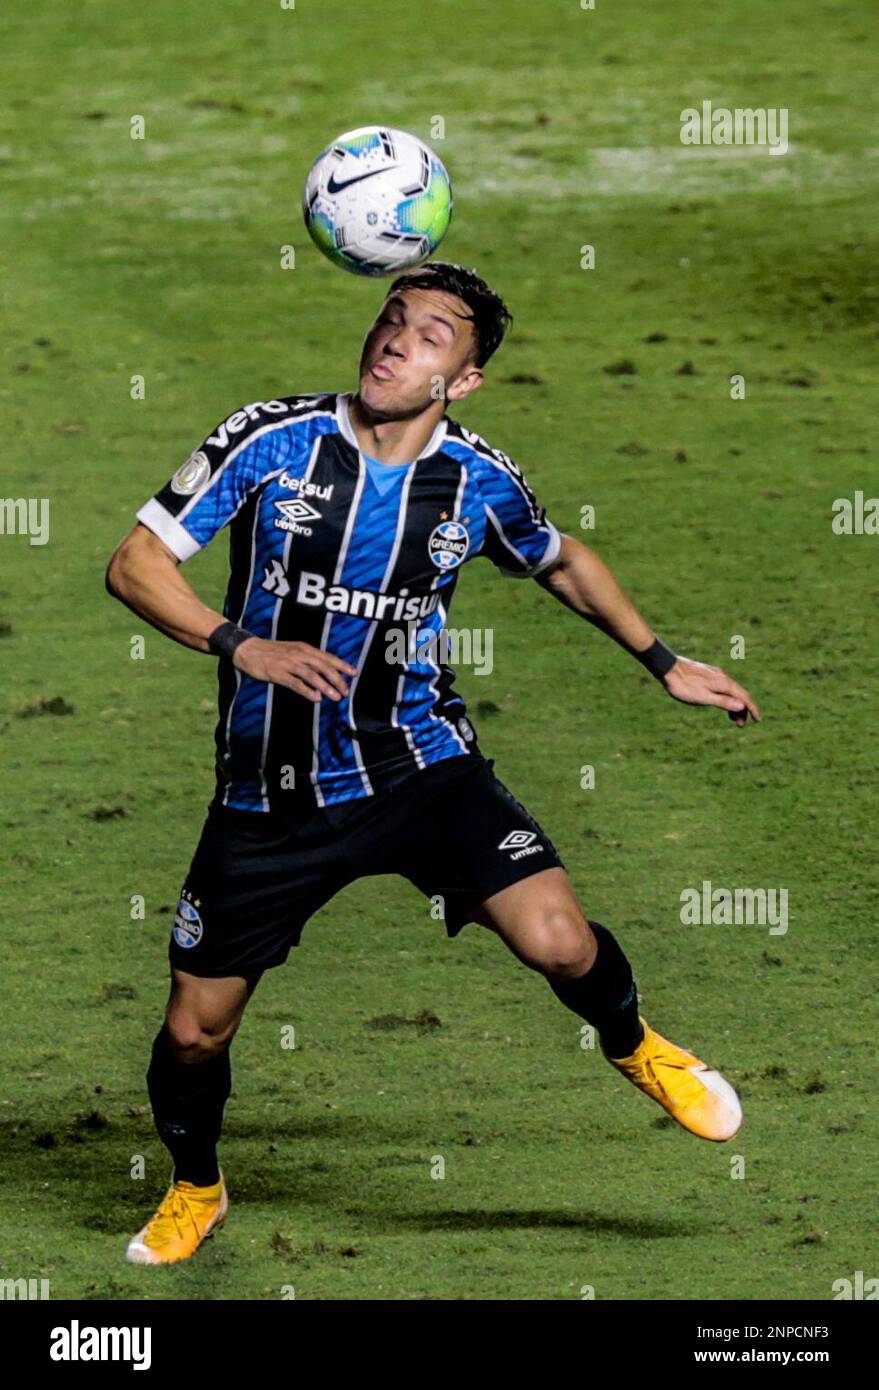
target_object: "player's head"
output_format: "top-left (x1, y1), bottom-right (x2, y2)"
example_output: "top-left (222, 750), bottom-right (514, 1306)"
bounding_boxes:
top-left (357, 261), bottom-right (513, 419)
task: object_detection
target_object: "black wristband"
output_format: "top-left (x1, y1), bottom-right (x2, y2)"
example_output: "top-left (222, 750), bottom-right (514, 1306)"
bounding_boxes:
top-left (208, 621), bottom-right (254, 661)
top-left (634, 636), bottom-right (678, 680)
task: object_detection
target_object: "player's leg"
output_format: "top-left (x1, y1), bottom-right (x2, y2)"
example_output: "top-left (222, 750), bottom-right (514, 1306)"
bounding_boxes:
top-left (127, 969), bottom-right (259, 1265)
top-left (392, 758), bottom-right (640, 1056)
top-left (127, 795), bottom-right (360, 1264)
top-left (471, 867), bottom-right (644, 1061)
top-left (474, 868), bottom-right (742, 1142)
top-left (148, 968), bottom-right (260, 1183)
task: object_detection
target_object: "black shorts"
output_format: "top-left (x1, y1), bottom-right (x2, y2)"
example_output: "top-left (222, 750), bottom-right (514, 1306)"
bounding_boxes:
top-left (169, 755), bottom-right (564, 977)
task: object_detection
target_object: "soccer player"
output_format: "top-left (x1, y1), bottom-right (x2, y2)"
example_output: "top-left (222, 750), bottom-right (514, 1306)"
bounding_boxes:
top-left (107, 262), bottom-right (761, 1265)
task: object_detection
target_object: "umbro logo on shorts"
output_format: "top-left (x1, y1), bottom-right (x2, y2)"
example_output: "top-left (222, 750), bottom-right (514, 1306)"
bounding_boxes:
top-left (498, 830), bottom-right (544, 861)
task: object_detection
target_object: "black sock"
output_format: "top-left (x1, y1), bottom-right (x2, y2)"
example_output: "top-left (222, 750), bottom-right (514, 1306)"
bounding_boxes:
top-left (548, 921), bottom-right (644, 1059)
top-left (146, 1026), bottom-right (231, 1186)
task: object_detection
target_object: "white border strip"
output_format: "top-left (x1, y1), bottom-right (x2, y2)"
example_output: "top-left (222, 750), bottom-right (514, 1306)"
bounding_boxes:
top-left (310, 455), bottom-right (367, 807)
top-left (135, 498), bottom-right (202, 562)
top-left (345, 463), bottom-right (418, 791)
top-left (257, 435), bottom-right (325, 810)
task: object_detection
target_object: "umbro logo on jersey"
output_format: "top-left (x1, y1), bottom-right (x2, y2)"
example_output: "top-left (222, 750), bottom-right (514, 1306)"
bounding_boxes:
top-left (274, 498), bottom-right (322, 537)
top-left (498, 829), bottom-right (544, 861)
top-left (276, 498), bottom-right (321, 523)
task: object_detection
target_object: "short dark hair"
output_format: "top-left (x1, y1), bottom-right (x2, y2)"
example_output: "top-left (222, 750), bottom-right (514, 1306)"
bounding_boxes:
top-left (386, 261), bottom-right (512, 367)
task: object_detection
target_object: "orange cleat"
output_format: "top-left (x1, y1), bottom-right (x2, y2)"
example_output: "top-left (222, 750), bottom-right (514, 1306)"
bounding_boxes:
top-left (126, 1176), bottom-right (228, 1265)
top-left (606, 1018), bottom-right (743, 1141)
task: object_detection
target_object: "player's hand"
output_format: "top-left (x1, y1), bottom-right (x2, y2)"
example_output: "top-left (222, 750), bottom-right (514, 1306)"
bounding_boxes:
top-left (232, 637), bottom-right (357, 702)
top-left (663, 657), bottom-right (762, 727)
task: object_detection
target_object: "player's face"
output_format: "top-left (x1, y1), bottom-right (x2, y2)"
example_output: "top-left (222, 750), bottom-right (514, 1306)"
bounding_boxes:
top-left (357, 287), bottom-right (484, 418)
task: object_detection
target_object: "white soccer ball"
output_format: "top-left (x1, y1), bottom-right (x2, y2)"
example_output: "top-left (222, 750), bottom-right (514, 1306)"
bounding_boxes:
top-left (302, 126), bottom-right (453, 277)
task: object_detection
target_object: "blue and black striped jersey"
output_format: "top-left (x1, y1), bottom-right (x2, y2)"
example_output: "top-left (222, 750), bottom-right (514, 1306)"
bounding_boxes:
top-left (137, 392), bottom-right (561, 810)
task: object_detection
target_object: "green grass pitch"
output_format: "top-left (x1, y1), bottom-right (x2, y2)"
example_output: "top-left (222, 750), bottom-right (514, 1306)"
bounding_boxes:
top-left (0, 0), bottom-right (876, 1300)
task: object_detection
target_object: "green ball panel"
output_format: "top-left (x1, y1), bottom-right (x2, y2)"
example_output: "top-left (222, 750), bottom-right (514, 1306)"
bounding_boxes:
top-left (398, 167), bottom-right (452, 248)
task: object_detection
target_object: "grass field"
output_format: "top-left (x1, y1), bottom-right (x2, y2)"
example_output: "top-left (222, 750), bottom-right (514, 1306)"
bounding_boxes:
top-left (1, 0), bottom-right (877, 1300)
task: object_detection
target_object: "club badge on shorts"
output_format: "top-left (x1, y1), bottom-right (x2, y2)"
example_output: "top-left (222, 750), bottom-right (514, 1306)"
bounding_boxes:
top-left (428, 520), bottom-right (470, 571)
top-left (172, 896), bottom-right (203, 949)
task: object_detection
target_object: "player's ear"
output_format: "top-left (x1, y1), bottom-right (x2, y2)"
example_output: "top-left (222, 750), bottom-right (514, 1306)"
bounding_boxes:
top-left (446, 365), bottom-right (484, 403)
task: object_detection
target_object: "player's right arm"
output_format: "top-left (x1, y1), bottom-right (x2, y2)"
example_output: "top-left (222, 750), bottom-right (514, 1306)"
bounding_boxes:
top-left (107, 395), bottom-right (357, 703)
top-left (106, 524), bottom-right (354, 703)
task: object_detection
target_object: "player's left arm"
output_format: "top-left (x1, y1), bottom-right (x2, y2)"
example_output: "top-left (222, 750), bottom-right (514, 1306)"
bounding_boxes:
top-left (536, 533), bottom-right (761, 726)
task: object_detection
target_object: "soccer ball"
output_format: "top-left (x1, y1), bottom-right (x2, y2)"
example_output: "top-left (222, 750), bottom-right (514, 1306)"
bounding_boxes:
top-left (302, 126), bottom-right (452, 277)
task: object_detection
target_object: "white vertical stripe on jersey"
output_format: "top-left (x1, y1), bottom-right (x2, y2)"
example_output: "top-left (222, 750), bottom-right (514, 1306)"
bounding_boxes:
top-left (390, 666), bottom-right (427, 769)
top-left (427, 593), bottom-right (469, 752)
top-left (219, 489), bottom-right (262, 807)
top-left (219, 503), bottom-right (257, 811)
top-left (420, 466), bottom-right (470, 755)
top-left (310, 455), bottom-right (367, 808)
top-left (344, 461), bottom-right (418, 792)
top-left (256, 435), bottom-right (325, 810)
top-left (219, 455), bottom-right (329, 806)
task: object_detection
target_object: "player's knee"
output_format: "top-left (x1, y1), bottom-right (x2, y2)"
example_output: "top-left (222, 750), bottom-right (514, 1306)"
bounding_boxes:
top-left (164, 1016), bottom-right (233, 1064)
top-left (530, 910), bottom-right (595, 980)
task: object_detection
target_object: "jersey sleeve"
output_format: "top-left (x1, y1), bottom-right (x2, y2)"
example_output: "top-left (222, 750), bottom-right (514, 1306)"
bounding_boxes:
top-left (135, 402), bottom-right (291, 561)
top-left (476, 445), bottom-right (562, 578)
